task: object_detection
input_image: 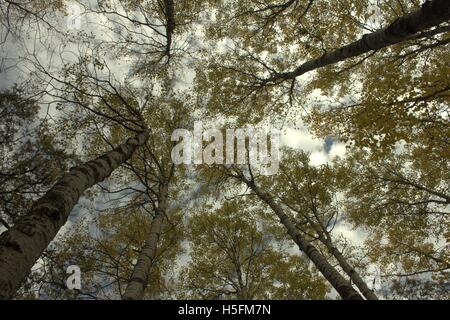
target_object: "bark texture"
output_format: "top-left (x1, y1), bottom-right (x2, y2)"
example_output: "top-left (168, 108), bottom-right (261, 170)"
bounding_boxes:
top-left (164, 0), bottom-right (175, 58)
top-left (123, 184), bottom-right (168, 300)
top-left (0, 130), bottom-right (150, 299)
top-left (267, 0), bottom-right (450, 83)
top-left (241, 177), bottom-right (363, 300)
top-left (318, 234), bottom-right (378, 300)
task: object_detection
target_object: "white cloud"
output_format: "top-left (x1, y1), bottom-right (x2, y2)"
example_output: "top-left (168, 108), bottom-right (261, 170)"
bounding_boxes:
top-left (329, 143), bottom-right (347, 159)
top-left (281, 127), bottom-right (323, 152)
top-left (309, 151), bottom-right (327, 166)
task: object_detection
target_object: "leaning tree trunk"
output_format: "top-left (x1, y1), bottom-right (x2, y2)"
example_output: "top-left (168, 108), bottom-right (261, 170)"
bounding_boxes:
top-left (241, 178), bottom-right (363, 300)
top-left (266, 0), bottom-right (450, 83)
top-left (0, 130), bottom-right (150, 299)
top-left (318, 234), bottom-right (378, 300)
top-left (123, 183), bottom-right (168, 300)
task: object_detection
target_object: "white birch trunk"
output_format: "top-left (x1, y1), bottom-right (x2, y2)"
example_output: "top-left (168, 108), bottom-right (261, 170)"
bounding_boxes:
top-left (0, 130), bottom-right (150, 299)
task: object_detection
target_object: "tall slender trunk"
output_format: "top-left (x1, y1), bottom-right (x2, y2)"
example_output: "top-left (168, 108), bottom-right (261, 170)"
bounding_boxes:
top-left (164, 0), bottom-right (175, 58)
top-left (0, 130), bottom-right (150, 300)
top-left (266, 0), bottom-right (450, 83)
top-left (235, 259), bottom-right (250, 300)
top-left (318, 234), bottom-right (378, 300)
top-left (241, 178), bottom-right (363, 300)
top-left (123, 183), bottom-right (168, 300)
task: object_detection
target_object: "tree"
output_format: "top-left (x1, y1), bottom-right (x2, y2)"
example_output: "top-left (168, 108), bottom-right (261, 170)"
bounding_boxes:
top-left (77, 0), bottom-right (206, 75)
top-left (180, 200), bottom-right (329, 299)
top-left (23, 202), bottom-right (182, 299)
top-left (266, 149), bottom-right (378, 299)
top-left (0, 0), bottom-right (66, 44)
top-left (121, 91), bottom-right (192, 300)
top-left (0, 129), bottom-right (149, 299)
top-left (201, 161), bottom-right (364, 300)
top-left (42, 83), bottom-right (196, 300)
top-left (195, 0), bottom-right (449, 121)
top-left (307, 24), bottom-right (449, 159)
top-left (0, 88), bottom-right (69, 230)
top-left (0, 0), bottom-right (448, 301)
top-left (256, 0), bottom-right (450, 85)
top-left (337, 148), bottom-right (449, 299)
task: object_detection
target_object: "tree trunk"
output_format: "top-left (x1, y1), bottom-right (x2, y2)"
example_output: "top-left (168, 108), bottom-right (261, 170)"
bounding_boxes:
top-left (267, 0), bottom-right (450, 83)
top-left (241, 178), bottom-right (363, 300)
top-left (318, 234), bottom-right (378, 300)
top-left (164, 0), bottom-right (175, 58)
top-left (0, 130), bottom-right (150, 299)
top-left (123, 183), bottom-right (168, 300)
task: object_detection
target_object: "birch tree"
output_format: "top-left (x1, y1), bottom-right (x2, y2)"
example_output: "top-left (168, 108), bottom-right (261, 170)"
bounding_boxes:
top-left (256, 0), bottom-right (450, 85)
top-left (196, 0), bottom-right (449, 121)
top-left (24, 199), bottom-right (182, 299)
top-left (121, 92), bottom-right (191, 300)
top-left (201, 163), bottom-right (364, 300)
top-left (180, 200), bottom-right (329, 299)
top-left (0, 129), bottom-right (149, 299)
top-left (233, 169), bottom-right (363, 300)
top-left (271, 149), bottom-right (378, 300)
top-left (0, 0), bottom-right (448, 301)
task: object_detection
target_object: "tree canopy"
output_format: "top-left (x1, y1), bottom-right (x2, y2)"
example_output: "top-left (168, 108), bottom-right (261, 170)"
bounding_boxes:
top-left (0, 0), bottom-right (448, 300)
